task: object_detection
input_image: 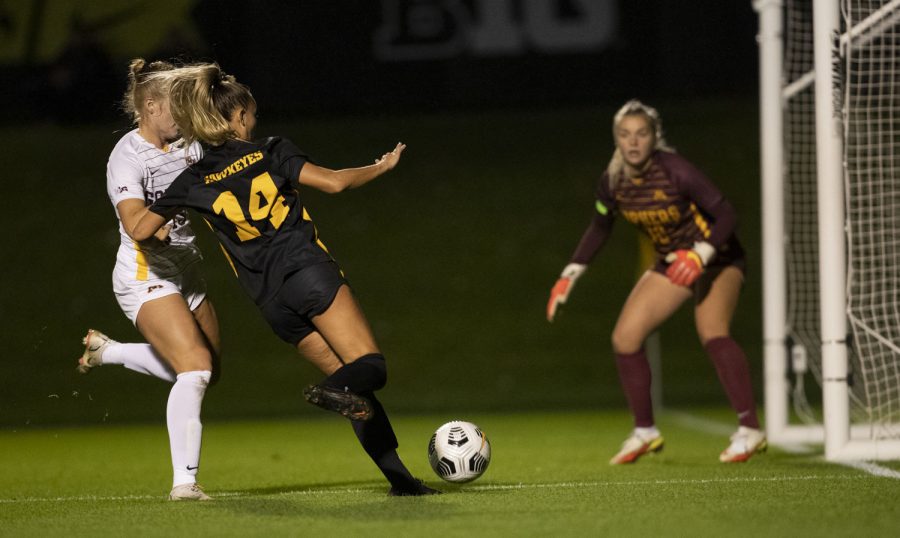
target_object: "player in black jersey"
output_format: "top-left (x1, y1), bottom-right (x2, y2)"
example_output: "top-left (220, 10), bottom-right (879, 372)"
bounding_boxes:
top-left (131, 63), bottom-right (437, 496)
top-left (547, 100), bottom-right (766, 465)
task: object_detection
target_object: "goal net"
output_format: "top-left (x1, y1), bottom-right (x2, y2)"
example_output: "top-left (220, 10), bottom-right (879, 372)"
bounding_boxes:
top-left (757, 0), bottom-right (900, 459)
top-left (843, 0), bottom-right (900, 440)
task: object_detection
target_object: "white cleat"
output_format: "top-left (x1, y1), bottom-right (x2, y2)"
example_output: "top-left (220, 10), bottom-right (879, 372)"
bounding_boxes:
top-left (77, 329), bottom-right (116, 374)
top-left (609, 429), bottom-right (664, 465)
top-left (168, 483), bottom-right (212, 501)
top-left (719, 426), bottom-right (768, 463)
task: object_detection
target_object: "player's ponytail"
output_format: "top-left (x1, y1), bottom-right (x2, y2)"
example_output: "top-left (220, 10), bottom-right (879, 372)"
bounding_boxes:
top-left (167, 63), bottom-right (256, 147)
top-left (121, 57), bottom-right (174, 125)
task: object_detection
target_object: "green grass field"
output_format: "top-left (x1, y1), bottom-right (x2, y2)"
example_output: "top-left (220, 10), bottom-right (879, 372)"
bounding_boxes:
top-left (4, 100), bottom-right (898, 535)
top-left (2, 409), bottom-right (899, 537)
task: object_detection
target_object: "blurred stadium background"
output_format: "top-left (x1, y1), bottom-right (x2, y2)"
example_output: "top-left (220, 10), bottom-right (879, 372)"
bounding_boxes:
top-left (0, 0), bottom-right (762, 428)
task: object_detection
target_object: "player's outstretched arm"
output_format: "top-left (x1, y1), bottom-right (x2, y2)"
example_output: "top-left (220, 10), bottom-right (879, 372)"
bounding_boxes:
top-left (299, 142), bottom-right (406, 194)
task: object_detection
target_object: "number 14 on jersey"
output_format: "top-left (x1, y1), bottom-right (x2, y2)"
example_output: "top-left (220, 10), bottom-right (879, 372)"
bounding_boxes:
top-left (212, 172), bottom-right (289, 241)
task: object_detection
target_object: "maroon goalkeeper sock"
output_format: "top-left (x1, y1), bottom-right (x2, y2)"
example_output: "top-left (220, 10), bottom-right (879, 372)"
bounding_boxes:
top-left (614, 349), bottom-right (654, 428)
top-left (705, 336), bottom-right (760, 429)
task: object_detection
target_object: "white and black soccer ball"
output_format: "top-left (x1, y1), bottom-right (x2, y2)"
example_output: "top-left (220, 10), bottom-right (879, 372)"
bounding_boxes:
top-left (428, 420), bottom-right (491, 483)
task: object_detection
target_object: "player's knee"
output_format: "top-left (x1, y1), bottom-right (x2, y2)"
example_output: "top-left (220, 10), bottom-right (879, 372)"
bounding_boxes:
top-left (611, 328), bottom-right (642, 355)
top-left (178, 345), bottom-right (214, 373)
top-left (355, 353), bottom-right (387, 391)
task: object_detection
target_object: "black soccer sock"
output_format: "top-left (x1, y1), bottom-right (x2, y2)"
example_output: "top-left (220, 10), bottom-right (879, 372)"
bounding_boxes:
top-left (351, 392), bottom-right (416, 488)
top-left (323, 354), bottom-right (387, 394)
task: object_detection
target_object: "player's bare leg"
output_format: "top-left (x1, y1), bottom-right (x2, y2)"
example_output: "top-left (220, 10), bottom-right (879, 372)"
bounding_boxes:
top-left (613, 271), bottom-right (692, 354)
top-left (693, 266), bottom-right (743, 345)
top-left (298, 330), bottom-right (373, 420)
top-left (190, 299), bottom-right (222, 384)
top-left (301, 284), bottom-right (383, 420)
top-left (296, 318), bottom-right (439, 496)
top-left (309, 285), bottom-right (380, 362)
top-left (137, 295), bottom-right (215, 374)
top-left (137, 294), bottom-right (215, 499)
top-left (610, 271), bottom-right (691, 464)
top-left (297, 331), bottom-right (343, 375)
top-left (694, 267), bottom-right (765, 461)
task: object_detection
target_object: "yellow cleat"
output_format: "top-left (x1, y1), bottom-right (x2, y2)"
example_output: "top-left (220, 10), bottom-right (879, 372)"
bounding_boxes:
top-left (719, 426), bottom-right (768, 463)
top-left (610, 430), bottom-right (664, 465)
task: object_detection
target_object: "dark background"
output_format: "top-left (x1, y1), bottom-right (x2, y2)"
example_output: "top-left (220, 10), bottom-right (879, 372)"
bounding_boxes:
top-left (2, 0), bottom-right (758, 122)
top-left (0, 0), bottom-right (763, 428)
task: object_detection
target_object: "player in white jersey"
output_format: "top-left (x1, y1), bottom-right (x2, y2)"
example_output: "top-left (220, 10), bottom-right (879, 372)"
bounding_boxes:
top-left (76, 58), bottom-right (221, 501)
top-left (107, 127), bottom-right (204, 295)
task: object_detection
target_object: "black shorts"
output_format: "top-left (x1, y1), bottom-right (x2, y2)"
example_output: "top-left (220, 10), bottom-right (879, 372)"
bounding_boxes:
top-left (259, 261), bottom-right (347, 345)
top-left (652, 246), bottom-right (747, 304)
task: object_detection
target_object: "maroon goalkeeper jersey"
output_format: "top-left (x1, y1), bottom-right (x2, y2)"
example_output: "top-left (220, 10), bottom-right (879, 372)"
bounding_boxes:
top-left (570, 150), bottom-right (744, 266)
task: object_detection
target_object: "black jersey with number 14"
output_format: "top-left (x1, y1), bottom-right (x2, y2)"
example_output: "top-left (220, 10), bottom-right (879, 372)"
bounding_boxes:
top-left (149, 136), bottom-right (333, 306)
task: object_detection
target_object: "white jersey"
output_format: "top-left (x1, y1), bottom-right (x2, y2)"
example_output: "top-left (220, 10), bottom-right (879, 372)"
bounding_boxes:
top-left (107, 129), bottom-right (204, 281)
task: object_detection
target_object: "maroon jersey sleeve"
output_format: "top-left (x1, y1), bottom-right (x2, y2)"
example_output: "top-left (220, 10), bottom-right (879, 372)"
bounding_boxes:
top-left (570, 172), bottom-right (617, 264)
top-left (662, 153), bottom-right (737, 249)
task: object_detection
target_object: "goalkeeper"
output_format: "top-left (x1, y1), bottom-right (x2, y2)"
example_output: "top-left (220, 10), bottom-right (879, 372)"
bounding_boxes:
top-left (546, 100), bottom-right (766, 464)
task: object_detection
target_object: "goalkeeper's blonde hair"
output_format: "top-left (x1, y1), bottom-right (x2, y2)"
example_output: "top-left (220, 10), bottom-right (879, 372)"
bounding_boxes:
top-left (606, 99), bottom-right (674, 190)
top-left (157, 63), bottom-right (256, 147)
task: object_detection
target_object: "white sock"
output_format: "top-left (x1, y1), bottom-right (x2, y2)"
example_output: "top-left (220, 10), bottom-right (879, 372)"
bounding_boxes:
top-left (635, 426), bottom-right (660, 438)
top-left (167, 370), bottom-right (211, 488)
top-left (102, 343), bottom-right (177, 383)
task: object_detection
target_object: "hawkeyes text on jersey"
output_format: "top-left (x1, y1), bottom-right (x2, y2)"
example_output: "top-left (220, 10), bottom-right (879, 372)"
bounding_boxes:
top-left (149, 137), bottom-right (333, 305)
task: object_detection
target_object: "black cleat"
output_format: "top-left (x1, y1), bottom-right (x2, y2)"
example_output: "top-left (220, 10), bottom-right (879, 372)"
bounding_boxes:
top-left (302, 384), bottom-right (373, 421)
top-left (388, 479), bottom-right (442, 497)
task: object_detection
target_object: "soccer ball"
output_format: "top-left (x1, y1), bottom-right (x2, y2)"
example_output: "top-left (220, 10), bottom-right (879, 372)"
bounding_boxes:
top-left (428, 420), bottom-right (491, 483)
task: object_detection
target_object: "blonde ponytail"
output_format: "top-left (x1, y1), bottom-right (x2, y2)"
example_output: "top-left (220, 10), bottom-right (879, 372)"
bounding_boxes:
top-left (165, 63), bottom-right (256, 147)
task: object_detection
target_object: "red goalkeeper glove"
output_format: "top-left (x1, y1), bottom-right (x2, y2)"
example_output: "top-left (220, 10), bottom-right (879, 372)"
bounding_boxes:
top-left (664, 242), bottom-right (715, 288)
top-left (547, 263), bottom-right (587, 322)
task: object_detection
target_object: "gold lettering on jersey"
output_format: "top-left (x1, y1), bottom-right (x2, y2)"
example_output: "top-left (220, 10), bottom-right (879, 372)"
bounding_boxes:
top-left (620, 205), bottom-right (683, 246)
top-left (620, 205), bottom-right (681, 227)
top-left (689, 203), bottom-right (712, 238)
top-left (204, 151), bottom-right (264, 184)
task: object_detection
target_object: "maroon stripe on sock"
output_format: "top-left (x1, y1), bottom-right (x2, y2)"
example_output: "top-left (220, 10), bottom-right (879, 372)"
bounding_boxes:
top-left (705, 336), bottom-right (759, 429)
top-left (615, 350), bottom-right (654, 428)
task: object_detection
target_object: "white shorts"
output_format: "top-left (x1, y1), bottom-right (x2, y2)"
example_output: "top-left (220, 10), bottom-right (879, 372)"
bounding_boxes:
top-left (113, 262), bottom-right (207, 324)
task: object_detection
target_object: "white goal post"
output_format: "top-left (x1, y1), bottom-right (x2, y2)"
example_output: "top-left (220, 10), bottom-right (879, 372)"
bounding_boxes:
top-left (755, 0), bottom-right (900, 460)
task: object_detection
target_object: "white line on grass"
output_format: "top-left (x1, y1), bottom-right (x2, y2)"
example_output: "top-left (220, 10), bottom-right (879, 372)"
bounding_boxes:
top-left (666, 409), bottom-right (817, 454)
top-left (663, 410), bottom-right (737, 436)
top-left (838, 461), bottom-right (900, 479)
top-left (0, 474), bottom-right (875, 504)
top-left (466, 474), bottom-right (870, 492)
top-left (667, 409), bottom-right (900, 479)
